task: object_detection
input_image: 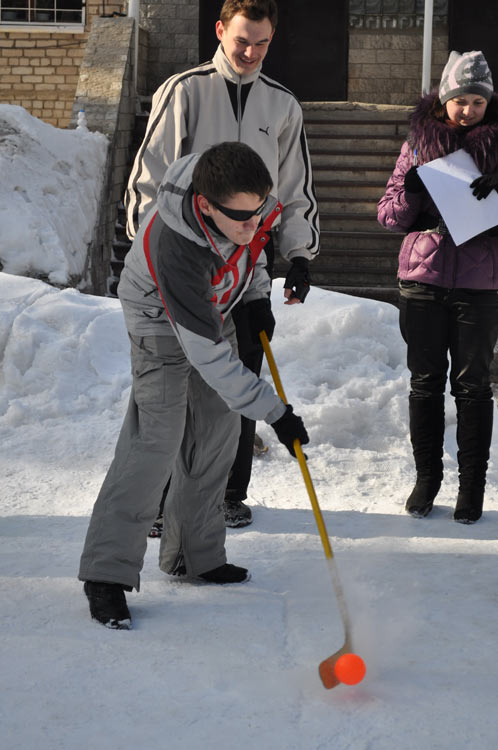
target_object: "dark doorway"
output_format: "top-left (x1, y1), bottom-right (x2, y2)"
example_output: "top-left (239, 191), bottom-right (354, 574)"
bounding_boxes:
top-left (448, 0), bottom-right (498, 86)
top-left (198, 1), bottom-right (348, 101)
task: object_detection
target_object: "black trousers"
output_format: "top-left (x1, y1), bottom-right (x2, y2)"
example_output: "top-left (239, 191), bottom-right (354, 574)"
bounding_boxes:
top-left (399, 281), bottom-right (498, 402)
top-left (225, 235), bottom-right (275, 503)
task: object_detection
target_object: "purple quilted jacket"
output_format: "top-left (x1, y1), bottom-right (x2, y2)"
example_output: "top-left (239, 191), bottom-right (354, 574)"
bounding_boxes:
top-left (377, 92), bottom-right (498, 289)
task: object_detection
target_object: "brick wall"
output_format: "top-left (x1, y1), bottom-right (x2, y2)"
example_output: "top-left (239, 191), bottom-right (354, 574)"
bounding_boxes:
top-left (0, 0), bottom-right (123, 128)
top-left (140, 0), bottom-right (198, 94)
top-left (348, 29), bottom-right (448, 105)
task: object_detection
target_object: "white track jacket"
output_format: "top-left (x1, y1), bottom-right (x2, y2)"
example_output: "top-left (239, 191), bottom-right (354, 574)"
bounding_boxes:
top-left (125, 44), bottom-right (320, 264)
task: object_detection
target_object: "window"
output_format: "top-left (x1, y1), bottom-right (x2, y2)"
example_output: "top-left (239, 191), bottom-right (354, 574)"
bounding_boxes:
top-left (0, 0), bottom-right (85, 26)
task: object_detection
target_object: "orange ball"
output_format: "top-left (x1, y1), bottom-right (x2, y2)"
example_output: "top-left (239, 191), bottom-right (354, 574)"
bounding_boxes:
top-left (334, 653), bottom-right (366, 685)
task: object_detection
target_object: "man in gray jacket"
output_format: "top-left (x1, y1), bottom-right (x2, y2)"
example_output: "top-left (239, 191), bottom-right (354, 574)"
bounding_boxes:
top-left (126, 0), bottom-right (319, 530)
top-left (79, 142), bottom-right (309, 629)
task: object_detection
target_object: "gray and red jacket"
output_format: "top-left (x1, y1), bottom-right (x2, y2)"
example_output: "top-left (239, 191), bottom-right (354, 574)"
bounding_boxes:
top-left (377, 92), bottom-right (498, 289)
top-left (125, 44), bottom-right (319, 264)
top-left (118, 153), bottom-right (286, 425)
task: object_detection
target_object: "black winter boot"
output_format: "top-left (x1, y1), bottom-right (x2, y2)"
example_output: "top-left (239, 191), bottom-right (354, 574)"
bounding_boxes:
top-left (405, 479), bottom-right (443, 518)
top-left (405, 397), bottom-right (445, 518)
top-left (454, 400), bottom-right (493, 524)
top-left (83, 581), bottom-right (132, 629)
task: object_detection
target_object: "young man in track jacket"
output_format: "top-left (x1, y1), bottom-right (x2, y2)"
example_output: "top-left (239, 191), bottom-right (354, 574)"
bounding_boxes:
top-left (125, 0), bottom-right (319, 530)
top-left (79, 142), bottom-right (309, 629)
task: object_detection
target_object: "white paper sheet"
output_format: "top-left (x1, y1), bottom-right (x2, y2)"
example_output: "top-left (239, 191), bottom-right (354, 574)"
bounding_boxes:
top-left (417, 149), bottom-right (498, 245)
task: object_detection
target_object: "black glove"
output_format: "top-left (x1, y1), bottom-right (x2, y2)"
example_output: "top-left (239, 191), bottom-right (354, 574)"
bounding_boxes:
top-left (284, 257), bottom-right (311, 303)
top-left (271, 404), bottom-right (309, 457)
top-left (470, 173), bottom-right (498, 200)
top-left (404, 166), bottom-right (426, 194)
top-left (245, 297), bottom-right (275, 344)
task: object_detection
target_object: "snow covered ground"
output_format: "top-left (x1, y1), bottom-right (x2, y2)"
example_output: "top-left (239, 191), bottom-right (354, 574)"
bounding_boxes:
top-left (0, 105), bottom-right (107, 286)
top-left (1, 105), bottom-right (497, 749)
top-left (1, 273), bottom-right (497, 750)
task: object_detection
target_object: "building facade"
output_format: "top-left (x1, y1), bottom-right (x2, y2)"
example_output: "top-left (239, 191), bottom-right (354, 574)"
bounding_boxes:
top-left (2, 1), bottom-right (497, 129)
top-left (0, 0), bottom-right (123, 126)
top-left (0, 0), bottom-right (455, 128)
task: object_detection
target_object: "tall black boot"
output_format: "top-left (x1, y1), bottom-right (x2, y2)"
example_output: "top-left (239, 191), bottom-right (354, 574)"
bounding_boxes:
top-left (405, 396), bottom-right (445, 518)
top-left (454, 399), bottom-right (493, 524)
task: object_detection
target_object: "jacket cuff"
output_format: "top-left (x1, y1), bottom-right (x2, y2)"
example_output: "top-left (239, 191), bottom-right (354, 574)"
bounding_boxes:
top-left (264, 399), bottom-right (287, 425)
top-left (287, 249), bottom-right (313, 263)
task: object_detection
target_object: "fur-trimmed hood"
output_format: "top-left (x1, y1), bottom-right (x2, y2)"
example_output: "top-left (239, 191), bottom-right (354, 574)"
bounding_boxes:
top-left (408, 91), bottom-right (498, 174)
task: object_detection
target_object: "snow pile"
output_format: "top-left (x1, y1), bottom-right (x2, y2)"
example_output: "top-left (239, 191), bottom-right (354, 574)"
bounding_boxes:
top-left (0, 104), bottom-right (107, 286)
top-left (0, 273), bottom-right (408, 444)
top-left (270, 290), bottom-right (409, 452)
top-left (0, 273), bottom-right (128, 425)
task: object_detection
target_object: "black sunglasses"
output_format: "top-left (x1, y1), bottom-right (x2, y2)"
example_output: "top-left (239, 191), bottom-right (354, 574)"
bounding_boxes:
top-left (211, 196), bottom-right (268, 222)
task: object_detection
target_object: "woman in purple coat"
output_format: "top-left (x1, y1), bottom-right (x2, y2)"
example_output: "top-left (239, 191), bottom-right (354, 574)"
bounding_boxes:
top-left (378, 50), bottom-right (498, 524)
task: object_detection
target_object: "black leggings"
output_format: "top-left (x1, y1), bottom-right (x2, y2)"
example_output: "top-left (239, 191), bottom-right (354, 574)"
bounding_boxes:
top-left (399, 281), bottom-right (498, 401)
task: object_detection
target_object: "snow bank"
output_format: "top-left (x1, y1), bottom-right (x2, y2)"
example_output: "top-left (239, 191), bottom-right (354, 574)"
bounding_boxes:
top-left (266, 285), bottom-right (409, 452)
top-left (0, 105), bottom-right (107, 286)
top-left (0, 274), bottom-right (408, 449)
top-left (0, 273), bottom-right (129, 426)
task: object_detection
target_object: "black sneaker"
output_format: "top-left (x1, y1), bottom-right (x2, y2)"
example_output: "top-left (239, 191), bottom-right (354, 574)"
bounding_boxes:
top-left (148, 515), bottom-right (163, 539)
top-left (223, 499), bottom-right (253, 528)
top-left (198, 563), bottom-right (251, 584)
top-left (83, 581), bottom-right (132, 629)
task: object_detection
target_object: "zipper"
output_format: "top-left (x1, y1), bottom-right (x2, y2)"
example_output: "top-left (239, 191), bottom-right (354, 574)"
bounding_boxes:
top-left (451, 235), bottom-right (457, 288)
top-left (237, 76), bottom-right (242, 141)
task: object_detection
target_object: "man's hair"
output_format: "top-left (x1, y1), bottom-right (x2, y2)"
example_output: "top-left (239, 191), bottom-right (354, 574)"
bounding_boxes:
top-left (192, 142), bottom-right (273, 204)
top-left (220, 0), bottom-right (278, 29)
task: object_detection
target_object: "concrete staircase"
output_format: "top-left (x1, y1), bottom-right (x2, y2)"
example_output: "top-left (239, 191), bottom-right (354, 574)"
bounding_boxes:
top-left (107, 98), bottom-right (151, 297)
top-left (273, 103), bottom-right (412, 305)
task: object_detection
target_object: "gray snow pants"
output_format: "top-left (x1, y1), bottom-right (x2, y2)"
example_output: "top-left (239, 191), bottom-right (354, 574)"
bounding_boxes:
top-left (78, 320), bottom-right (240, 590)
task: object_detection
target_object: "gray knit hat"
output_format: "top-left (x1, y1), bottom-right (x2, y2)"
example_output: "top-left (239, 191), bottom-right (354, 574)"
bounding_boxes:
top-left (439, 50), bottom-right (493, 105)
